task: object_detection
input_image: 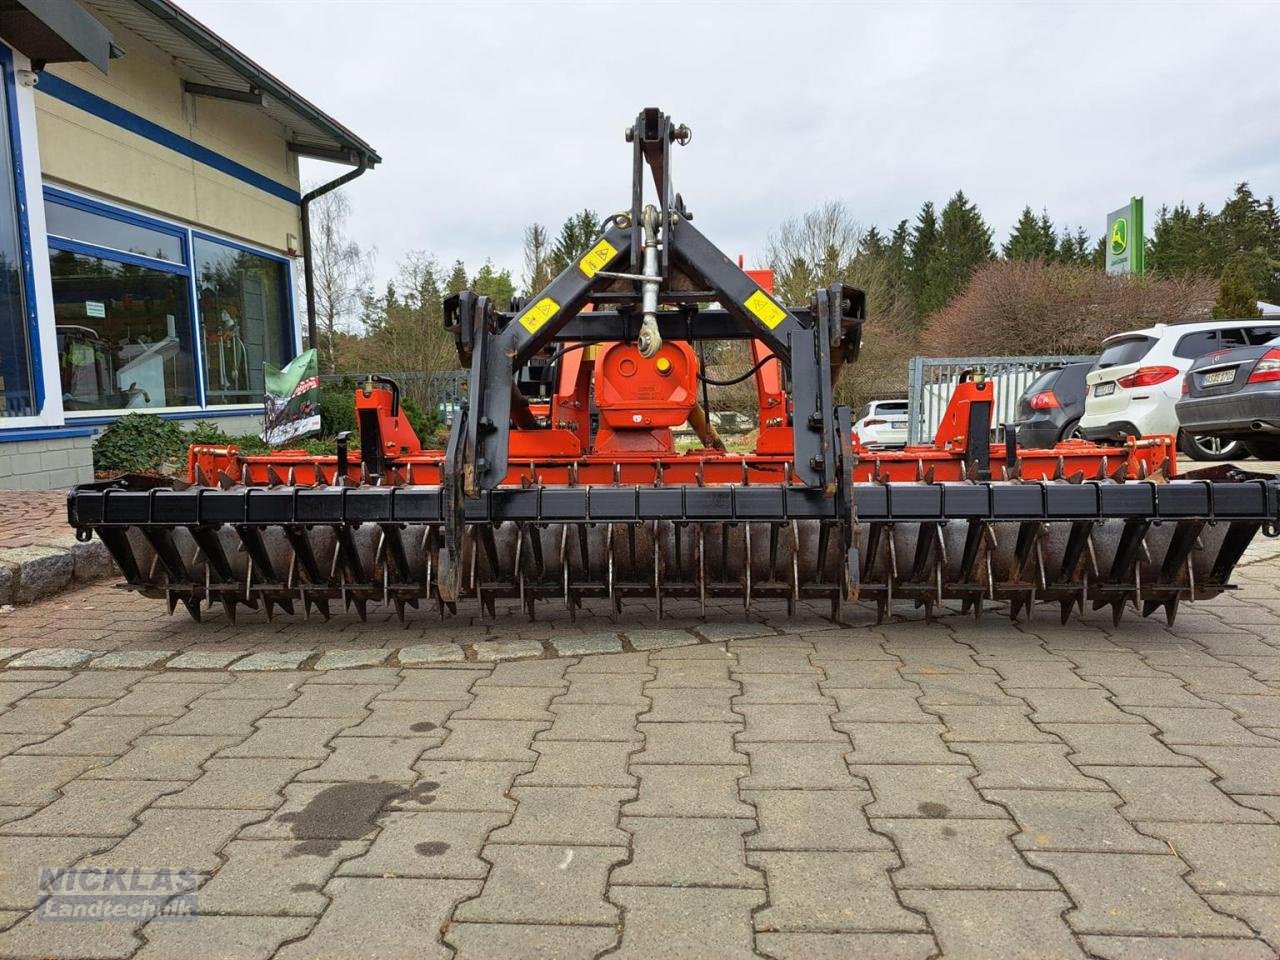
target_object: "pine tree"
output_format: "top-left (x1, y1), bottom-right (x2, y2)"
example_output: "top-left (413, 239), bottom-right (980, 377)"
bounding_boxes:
top-left (1213, 249), bottom-right (1268, 319)
top-left (445, 260), bottom-right (468, 295)
top-left (906, 201), bottom-right (938, 315)
top-left (472, 259), bottom-right (516, 309)
top-left (857, 225), bottom-right (887, 259)
top-left (885, 219), bottom-right (912, 310)
top-left (549, 210), bottom-right (600, 275)
top-left (1003, 206), bottom-right (1055, 261)
top-left (521, 223), bottom-right (553, 296)
top-left (919, 190), bottom-right (993, 315)
top-left (1056, 227), bottom-right (1092, 266)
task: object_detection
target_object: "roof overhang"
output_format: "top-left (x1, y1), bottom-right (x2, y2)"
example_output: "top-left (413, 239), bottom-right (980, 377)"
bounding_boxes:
top-left (0, 0), bottom-right (119, 73)
top-left (81, 0), bottom-right (379, 168)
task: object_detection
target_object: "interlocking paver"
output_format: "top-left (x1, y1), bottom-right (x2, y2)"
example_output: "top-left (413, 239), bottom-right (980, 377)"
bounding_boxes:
top-left (1081, 764), bottom-right (1273, 823)
top-left (86, 682), bottom-right (212, 717)
top-left (0, 696), bottom-right (111, 734)
top-left (899, 890), bottom-right (1085, 960)
top-left (0, 908), bottom-right (143, 958)
top-left (219, 717), bottom-right (357, 759)
top-left (744, 789), bottom-right (890, 851)
top-left (0, 679), bottom-right (60, 707)
top-left (540, 702), bottom-right (643, 740)
top-left (1020, 688), bottom-right (1145, 723)
top-left (1043, 721), bottom-right (1200, 766)
top-left (490, 786), bottom-right (633, 846)
top-left (409, 760), bottom-right (526, 813)
top-left (986, 788), bottom-right (1168, 853)
top-left (732, 649), bottom-right (819, 674)
top-left (818, 660), bottom-right (915, 689)
top-left (453, 843), bottom-right (624, 924)
top-left (839, 722), bottom-right (968, 764)
top-left (549, 633), bottom-right (623, 656)
top-left (633, 721), bottom-right (742, 763)
top-left (851, 762), bottom-right (1008, 819)
top-left (614, 816), bottom-right (761, 887)
top-left (828, 687), bottom-right (936, 723)
top-left (340, 810), bottom-right (507, 879)
top-left (30, 671), bottom-right (150, 699)
top-left (739, 742), bottom-right (862, 790)
top-left (914, 674), bottom-right (1021, 705)
top-left (475, 658), bottom-right (569, 687)
top-left (151, 696), bottom-right (289, 736)
top-left (166, 649), bottom-right (247, 670)
top-left (267, 682), bottom-right (388, 718)
top-left (382, 669), bottom-right (488, 700)
top-left (446, 923), bottom-right (616, 960)
top-left (623, 764), bottom-right (754, 818)
top-left (988, 660), bottom-right (1098, 689)
top-left (397, 641), bottom-right (465, 664)
top-left (133, 915), bottom-right (313, 960)
top-left (1205, 896), bottom-right (1280, 954)
top-left (879, 817), bottom-right (1058, 889)
top-left (556, 673), bottom-right (649, 705)
top-left (1161, 664), bottom-right (1274, 696)
top-left (7, 647), bottom-right (95, 668)
top-left (750, 850), bottom-right (927, 932)
top-left (1076, 934), bottom-right (1277, 959)
top-left (1089, 676), bottom-right (1206, 707)
top-left (81, 734), bottom-right (240, 780)
top-left (87, 650), bottom-right (173, 669)
top-left (607, 887), bottom-right (764, 960)
top-left (736, 703), bottom-right (844, 742)
top-left (153, 757), bottom-right (316, 809)
top-left (451, 684), bottom-right (557, 721)
top-left (313, 648), bottom-right (388, 670)
top-left (337, 697), bottom-right (466, 737)
top-left (230, 650), bottom-right (311, 671)
top-left (0, 835), bottom-right (102, 910)
top-left (755, 932), bottom-right (937, 959)
top-left (419, 719), bottom-right (548, 762)
top-left (275, 877), bottom-right (479, 960)
top-left (17, 714), bottom-right (163, 756)
top-left (1138, 823), bottom-right (1280, 895)
top-left (1026, 851), bottom-right (1252, 936)
top-left (298, 735), bottom-right (438, 783)
top-left (515, 740), bottom-right (637, 786)
top-left (0, 754), bottom-right (105, 805)
top-left (1065, 650), bottom-right (1167, 677)
top-left (78, 807), bottom-right (263, 872)
top-left (1127, 704), bottom-right (1277, 746)
top-left (648, 659), bottom-right (737, 688)
top-left (473, 638), bottom-right (544, 661)
top-left (930, 704), bottom-right (1058, 742)
top-left (957, 742), bottom-right (1110, 791)
top-left (201, 673), bottom-right (305, 700)
top-left (1171, 745), bottom-right (1280, 795)
top-left (1205, 694), bottom-right (1280, 729)
top-left (626, 628), bottom-right (698, 650)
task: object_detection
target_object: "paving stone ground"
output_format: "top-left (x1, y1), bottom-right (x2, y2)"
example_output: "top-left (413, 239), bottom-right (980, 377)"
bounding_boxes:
top-left (0, 555), bottom-right (1279, 958)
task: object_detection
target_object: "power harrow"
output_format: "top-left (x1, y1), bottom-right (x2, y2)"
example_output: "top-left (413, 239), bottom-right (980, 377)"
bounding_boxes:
top-left (67, 109), bottom-right (1280, 627)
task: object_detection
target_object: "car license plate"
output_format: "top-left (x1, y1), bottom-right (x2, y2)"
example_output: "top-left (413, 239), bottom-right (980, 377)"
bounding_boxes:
top-left (1202, 369), bottom-right (1235, 387)
top-left (890, 421), bottom-right (906, 429)
top-left (1094, 382), bottom-right (1115, 397)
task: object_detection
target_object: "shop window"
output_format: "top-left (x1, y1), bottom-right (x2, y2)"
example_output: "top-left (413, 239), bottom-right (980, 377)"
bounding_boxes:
top-left (193, 236), bottom-right (289, 405)
top-left (46, 201), bottom-right (183, 263)
top-left (49, 250), bottom-right (197, 410)
top-left (0, 62), bottom-right (34, 418)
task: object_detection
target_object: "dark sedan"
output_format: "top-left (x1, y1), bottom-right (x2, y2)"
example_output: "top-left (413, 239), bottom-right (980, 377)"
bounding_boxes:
top-left (1176, 337), bottom-right (1280, 459)
top-left (1015, 362), bottom-right (1093, 448)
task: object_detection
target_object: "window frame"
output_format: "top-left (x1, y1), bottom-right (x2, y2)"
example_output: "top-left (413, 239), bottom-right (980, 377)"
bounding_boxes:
top-left (0, 45), bottom-right (43, 420)
top-left (42, 184), bottom-right (298, 420)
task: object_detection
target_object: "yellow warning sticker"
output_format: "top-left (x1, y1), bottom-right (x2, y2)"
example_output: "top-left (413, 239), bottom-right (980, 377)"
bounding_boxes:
top-left (519, 296), bottom-right (560, 334)
top-left (579, 238), bottom-right (618, 279)
top-left (744, 290), bottom-right (787, 330)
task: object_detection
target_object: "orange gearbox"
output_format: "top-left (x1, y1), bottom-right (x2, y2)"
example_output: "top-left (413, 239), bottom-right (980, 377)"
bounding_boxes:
top-left (593, 340), bottom-right (699, 453)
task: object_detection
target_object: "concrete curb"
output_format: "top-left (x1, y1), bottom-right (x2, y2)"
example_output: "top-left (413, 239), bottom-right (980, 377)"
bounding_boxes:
top-left (0, 538), bottom-right (115, 606)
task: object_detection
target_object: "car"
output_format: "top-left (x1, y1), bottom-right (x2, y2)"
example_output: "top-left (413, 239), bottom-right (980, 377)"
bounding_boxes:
top-left (1079, 319), bottom-right (1280, 460)
top-left (1014, 362), bottom-right (1093, 448)
top-left (1175, 334), bottom-right (1280, 460)
top-left (854, 398), bottom-right (909, 448)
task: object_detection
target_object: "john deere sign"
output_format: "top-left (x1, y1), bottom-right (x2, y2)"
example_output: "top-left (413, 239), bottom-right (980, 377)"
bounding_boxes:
top-left (1106, 197), bottom-right (1145, 275)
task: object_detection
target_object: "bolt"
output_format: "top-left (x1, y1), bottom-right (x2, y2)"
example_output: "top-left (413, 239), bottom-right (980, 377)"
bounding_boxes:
top-left (624, 127), bottom-right (634, 142)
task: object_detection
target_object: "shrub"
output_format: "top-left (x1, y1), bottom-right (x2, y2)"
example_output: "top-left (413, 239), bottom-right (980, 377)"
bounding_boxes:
top-left (923, 260), bottom-right (1216, 357)
top-left (185, 419), bottom-right (231, 447)
top-left (318, 377), bottom-right (359, 437)
top-left (93, 413), bottom-right (185, 475)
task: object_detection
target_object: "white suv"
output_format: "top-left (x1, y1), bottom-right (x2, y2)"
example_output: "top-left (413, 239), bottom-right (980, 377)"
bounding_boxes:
top-left (1080, 319), bottom-right (1280, 459)
top-left (854, 399), bottom-right (909, 448)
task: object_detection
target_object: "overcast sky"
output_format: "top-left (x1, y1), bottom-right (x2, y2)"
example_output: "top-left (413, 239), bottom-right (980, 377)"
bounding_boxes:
top-left (179, 0), bottom-right (1278, 291)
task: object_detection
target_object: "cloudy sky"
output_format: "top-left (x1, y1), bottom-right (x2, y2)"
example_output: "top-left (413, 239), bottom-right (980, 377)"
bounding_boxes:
top-left (180, 0), bottom-right (1278, 290)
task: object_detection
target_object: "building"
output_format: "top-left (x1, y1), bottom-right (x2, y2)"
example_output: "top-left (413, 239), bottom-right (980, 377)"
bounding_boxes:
top-left (0, 0), bottom-right (379, 488)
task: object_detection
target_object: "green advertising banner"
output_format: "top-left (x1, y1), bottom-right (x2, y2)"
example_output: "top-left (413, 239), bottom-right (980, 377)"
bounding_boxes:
top-left (1106, 197), bottom-right (1145, 275)
top-left (262, 348), bottom-right (320, 446)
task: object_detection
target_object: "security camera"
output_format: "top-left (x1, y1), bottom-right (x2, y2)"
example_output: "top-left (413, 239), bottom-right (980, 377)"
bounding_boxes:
top-left (15, 70), bottom-right (37, 88)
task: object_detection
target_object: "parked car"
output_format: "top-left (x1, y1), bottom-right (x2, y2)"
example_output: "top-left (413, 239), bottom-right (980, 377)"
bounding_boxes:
top-left (1175, 334), bottom-right (1280, 460)
top-left (854, 399), bottom-right (909, 448)
top-left (1080, 319), bottom-right (1280, 460)
top-left (1014, 362), bottom-right (1092, 448)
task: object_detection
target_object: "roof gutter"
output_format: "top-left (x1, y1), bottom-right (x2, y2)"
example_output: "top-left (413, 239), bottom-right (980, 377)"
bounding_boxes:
top-left (301, 157), bottom-right (370, 354)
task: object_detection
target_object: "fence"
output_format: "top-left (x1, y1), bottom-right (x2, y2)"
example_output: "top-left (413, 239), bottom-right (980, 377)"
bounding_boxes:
top-left (319, 371), bottom-right (468, 417)
top-left (905, 355), bottom-right (1097, 444)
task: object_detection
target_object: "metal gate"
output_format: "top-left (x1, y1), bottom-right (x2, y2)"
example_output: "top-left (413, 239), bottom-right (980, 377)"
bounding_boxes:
top-left (906, 355), bottom-right (1096, 444)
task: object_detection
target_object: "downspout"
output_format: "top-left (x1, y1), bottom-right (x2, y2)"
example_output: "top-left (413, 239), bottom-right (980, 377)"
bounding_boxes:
top-left (301, 156), bottom-right (369, 352)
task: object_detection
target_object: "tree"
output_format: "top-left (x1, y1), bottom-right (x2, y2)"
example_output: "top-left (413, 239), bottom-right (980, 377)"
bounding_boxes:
top-left (763, 200), bottom-right (861, 305)
top-left (906, 201), bottom-right (938, 313)
top-left (472, 259), bottom-right (516, 308)
top-left (521, 223), bottom-right (553, 296)
top-left (444, 260), bottom-right (468, 295)
top-left (305, 187), bottom-right (373, 373)
top-left (1003, 206), bottom-right (1056, 261)
top-left (549, 210), bottom-right (600, 275)
top-left (919, 190), bottom-right (993, 316)
top-left (1213, 249), bottom-right (1269, 319)
top-left (1056, 226), bottom-right (1093, 266)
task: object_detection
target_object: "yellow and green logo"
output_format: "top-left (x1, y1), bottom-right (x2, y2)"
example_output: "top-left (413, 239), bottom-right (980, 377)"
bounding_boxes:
top-left (1110, 217), bottom-right (1128, 256)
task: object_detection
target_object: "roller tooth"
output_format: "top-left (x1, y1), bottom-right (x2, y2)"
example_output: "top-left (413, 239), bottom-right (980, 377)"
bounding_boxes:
top-left (353, 598), bottom-right (368, 622)
top-left (1059, 599), bottom-right (1073, 625)
top-left (1164, 596), bottom-right (1180, 626)
top-left (182, 598), bottom-right (201, 622)
top-left (263, 598), bottom-right (275, 622)
top-left (220, 596), bottom-right (238, 624)
top-left (193, 464), bottom-right (210, 487)
top-left (1141, 600), bottom-right (1160, 619)
top-left (279, 599), bottom-right (295, 616)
